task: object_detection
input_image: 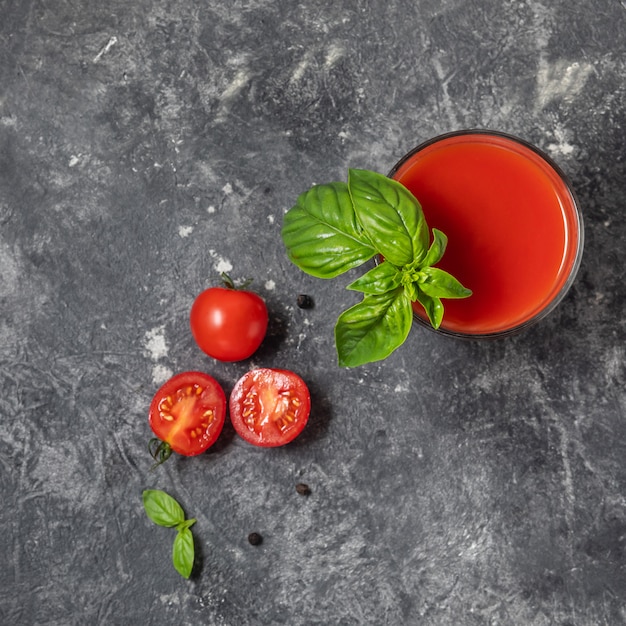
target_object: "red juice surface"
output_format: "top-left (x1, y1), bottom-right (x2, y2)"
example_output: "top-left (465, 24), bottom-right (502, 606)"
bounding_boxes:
top-left (391, 132), bottom-right (582, 335)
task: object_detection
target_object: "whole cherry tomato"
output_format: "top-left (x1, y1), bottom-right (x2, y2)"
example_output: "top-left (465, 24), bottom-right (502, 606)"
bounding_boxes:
top-left (149, 371), bottom-right (226, 465)
top-left (190, 278), bottom-right (268, 362)
top-left (229, 368), bottom-right (311, 447)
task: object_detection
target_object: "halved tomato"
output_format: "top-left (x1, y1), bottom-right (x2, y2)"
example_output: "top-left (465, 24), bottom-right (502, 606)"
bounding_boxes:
top-left (149, 371), bottom-right (226, 464)
top-left (229, 368), bottom-right (311, 447)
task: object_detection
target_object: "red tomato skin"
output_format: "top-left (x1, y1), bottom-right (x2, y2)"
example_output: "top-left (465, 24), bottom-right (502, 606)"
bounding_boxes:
top-left (190, 287), bottom-right (268, 362)
top-left (149, 371), bottom-right (226, 456)
top-left (229, 368), bottom-right (311, 447)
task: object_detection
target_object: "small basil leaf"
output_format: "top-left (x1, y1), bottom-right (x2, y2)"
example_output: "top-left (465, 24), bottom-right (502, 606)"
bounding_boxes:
top-left (420, 229), bottom-right (448, 268)
top-left (172, 527), bottom-right (195, 579)
top-left (414, 289), bottom-right (444, 329)
top-left (346, 260), bottom-right (402, 294)
top-left (348, 169), bottom-right (429, 267)
top-left (419, 267), bottom-right (473, 299)
top-left (281, 181), bottom-right (376, 279)
top-left (143, 490), bottom-right (185, 528)
top-left (335, 289), bottom-right (413, 367)
top-left (403, 279), bottom-right (418, 302)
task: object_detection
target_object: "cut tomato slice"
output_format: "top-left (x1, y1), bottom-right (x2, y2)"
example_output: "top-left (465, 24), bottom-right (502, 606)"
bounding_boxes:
top-left (229, 368), bottom-right (311, 447)
top-left (149, 371), bottom-right (226, 458)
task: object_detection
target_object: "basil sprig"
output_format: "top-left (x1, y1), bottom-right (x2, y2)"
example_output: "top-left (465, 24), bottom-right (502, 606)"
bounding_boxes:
top-left (143, 489), bottom-right (197, 579)
top-left (281, 169), bottom-right (471, 367)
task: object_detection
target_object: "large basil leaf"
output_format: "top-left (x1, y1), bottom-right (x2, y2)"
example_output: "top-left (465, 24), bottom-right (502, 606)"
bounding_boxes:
top-left (281, 182), bottom-right (376, 279)
top-left (418, 267), bottom-right (473, 299)
top-left (335, 288), bottom-right (413, 367)
top-left (348, 169), bottom-right (429, 267)
top-left (346, 260), bottom-right (402, 294)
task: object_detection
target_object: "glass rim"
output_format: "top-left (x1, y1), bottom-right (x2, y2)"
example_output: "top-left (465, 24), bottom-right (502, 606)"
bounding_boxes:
top-left (388, 129), bottom-right (585, 339)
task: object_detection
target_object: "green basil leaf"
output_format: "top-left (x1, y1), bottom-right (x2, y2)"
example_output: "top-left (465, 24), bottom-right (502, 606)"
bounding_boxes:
top-left (420, 228), bottom-right (448, 268)
top-left (143, 490), bottom-right (185, 528)
top-left (172, 527), bottom-right (195, 579)
top-left (414, 289), bottom-right (444, 329)
top-left (335, 289), bottom-right (413, 367)
top-left (419, 267), bottom-right (473, 299)
top-left (346, 260), bottom-right (402, 294)
top-left (348, 169), bottom-right (429, 267)
top-left (281, 181), bottom-right (376, 278)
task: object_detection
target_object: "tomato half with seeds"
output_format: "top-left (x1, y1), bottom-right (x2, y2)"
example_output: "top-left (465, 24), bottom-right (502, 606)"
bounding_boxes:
top-left (229, 368), bottom-right (311, 447)
top-left (148, 371), bottom-right (226, 465)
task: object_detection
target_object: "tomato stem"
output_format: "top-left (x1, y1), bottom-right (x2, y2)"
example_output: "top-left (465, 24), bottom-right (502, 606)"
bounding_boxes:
top-left (220, 272), bottom-right (253, 290)
top-left (148, 438), bottom-right (173, 469)
top-left (220, 272), bottom-right (236, 289)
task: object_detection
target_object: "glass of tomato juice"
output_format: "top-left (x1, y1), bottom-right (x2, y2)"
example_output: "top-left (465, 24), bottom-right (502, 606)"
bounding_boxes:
top-left (389, 130), bottom-right (584, 337)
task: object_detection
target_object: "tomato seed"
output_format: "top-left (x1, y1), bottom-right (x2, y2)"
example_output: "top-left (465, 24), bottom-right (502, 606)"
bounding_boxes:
top-left (296, 294), bottom-right (313, 309)
top-left (248, 532), bottom-right (263, 546)
top-left (295, 483), bottom-right (311, 496)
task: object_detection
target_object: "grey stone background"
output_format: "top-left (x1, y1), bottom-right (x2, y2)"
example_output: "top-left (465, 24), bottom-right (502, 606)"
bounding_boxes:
top-left (1, 0), bottom-right (625, 624)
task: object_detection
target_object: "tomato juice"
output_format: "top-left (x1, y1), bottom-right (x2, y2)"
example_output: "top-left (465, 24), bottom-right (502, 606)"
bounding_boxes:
top-left (390, 131), bottom-right (584, 337)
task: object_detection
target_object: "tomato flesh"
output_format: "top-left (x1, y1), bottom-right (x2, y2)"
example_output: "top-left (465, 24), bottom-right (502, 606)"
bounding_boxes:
top-left (229, 368), bottom-right (311, 447)
top-left (149, 371), bottom-right (226, 456)
top-left (190, 287), bottom-right (268, 362)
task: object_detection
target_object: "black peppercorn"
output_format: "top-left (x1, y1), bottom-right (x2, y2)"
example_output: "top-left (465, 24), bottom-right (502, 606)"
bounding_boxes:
top-left (248, 532), bottom-right (263, 546)
top-left (296, 294), bottom-right (314, 309)
top-left (295, 483), bottom-right (311, 496)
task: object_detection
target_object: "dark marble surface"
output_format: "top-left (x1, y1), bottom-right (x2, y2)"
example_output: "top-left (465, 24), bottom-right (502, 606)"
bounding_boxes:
top-left (2, 1), bottom-right (626, 624)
